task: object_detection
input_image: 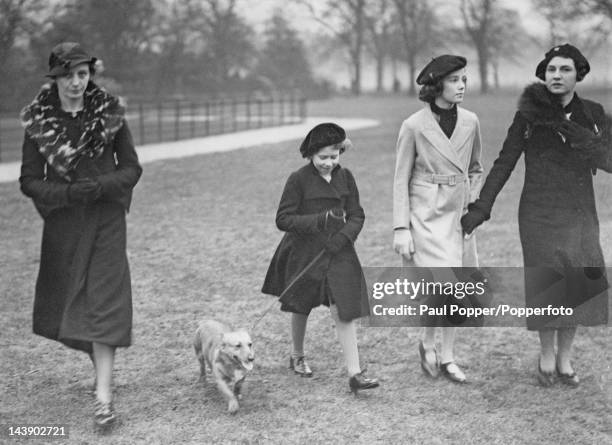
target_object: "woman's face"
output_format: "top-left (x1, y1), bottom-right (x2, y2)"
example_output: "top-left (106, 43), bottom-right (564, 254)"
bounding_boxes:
top-left (311, 145), bottom-right (340, 176)
top-left (439, 68), bottom-right (467, 106)
top-left (545, 56), bottom-right (577, 96)
top-left (56, 62), bottom-right (90, 103)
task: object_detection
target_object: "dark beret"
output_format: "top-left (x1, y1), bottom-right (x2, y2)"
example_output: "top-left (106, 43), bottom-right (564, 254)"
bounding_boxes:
top-left (535, 43), bottom-right (590, 81)
top-left (416, 55), bottom-right (467, 85)
top-left (47, 42), bottom-right (97, 77)
top-left (299, 122), bottom-right (346, 158)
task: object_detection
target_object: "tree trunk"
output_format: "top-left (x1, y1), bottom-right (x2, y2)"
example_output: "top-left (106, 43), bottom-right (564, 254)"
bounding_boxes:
top-left (376, 53), bottom-right (384, 92)
top-left (477, 44), bottom-right (489, 94)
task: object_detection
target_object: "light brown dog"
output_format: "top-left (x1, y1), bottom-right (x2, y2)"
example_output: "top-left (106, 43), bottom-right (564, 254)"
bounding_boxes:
top-left (193, 319), bottom-right (254, 414)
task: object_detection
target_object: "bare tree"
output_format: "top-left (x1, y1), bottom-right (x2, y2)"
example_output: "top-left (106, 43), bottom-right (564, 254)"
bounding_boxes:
top-left (486, 8), bottom-right (527, 89)
top-left (296, 0), bottom-right (366, 95)
top-left (584, 0), bottom-right (612, 20)
top-left (459, 0), bottom-right (496, 94)
top-left (0, 0), bottom-right (41, 62)
top-left (364, 0), bottom-right (393, 92)
top-left (393, 0), bottom-right (439, 96)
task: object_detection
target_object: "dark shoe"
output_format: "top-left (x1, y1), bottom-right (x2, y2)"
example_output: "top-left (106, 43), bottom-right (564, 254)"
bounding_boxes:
top-left (289, 356), bottom-right (313, 377)
top-left (556, 366), bottom-right (580, 387)
top-left (419, 341), bottom-right (439, 378)
top-left (94, 399), bottom-right (116, 427)
top-left (440, 362), bottom-right (467, 384)
top-left (349, 370), bottom-right (380, 395)
top-left (537, 360), bottom-right (556, 387)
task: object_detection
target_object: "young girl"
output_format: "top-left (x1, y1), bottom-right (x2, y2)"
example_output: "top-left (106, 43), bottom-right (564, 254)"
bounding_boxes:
top-left (393, 55), bottom-right (483, 383)
top-left (262, 122), bottom-right (379, 393)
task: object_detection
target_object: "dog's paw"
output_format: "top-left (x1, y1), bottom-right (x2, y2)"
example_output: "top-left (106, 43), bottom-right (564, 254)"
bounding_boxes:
top-left (228, 399), bottom-right (239, 414)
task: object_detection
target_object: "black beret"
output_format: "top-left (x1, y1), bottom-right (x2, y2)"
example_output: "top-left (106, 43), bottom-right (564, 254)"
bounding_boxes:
top-left (535, 43), bottom-right (590, 81)
top-left (299, 122), bottom-right (346, 158)
top-left (416, 55), bottom-right (467, 85)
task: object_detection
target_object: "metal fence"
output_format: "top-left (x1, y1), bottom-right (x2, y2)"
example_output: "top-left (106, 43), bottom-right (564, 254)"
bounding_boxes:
top-left (0, 93), bottom-right (307, 163)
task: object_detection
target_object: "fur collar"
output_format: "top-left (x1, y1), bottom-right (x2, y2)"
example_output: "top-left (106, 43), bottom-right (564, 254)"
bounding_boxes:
top-left (518, 83), bottom-right (566, 126)
top-left (20, 82), bottom-right (125, 180)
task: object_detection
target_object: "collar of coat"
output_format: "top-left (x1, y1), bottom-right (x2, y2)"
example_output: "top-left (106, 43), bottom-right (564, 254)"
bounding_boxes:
top-left (20, 81), bottom-right (125, 180)
top-left (518, 82), bottom-right (590, 127)
top-left (301, 162), bottom-right (349, 199)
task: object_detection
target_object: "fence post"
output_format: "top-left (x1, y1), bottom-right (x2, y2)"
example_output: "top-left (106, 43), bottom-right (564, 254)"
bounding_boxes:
top-left (246, 95), bottom-right (251, 130)
top-left (219, 99), bottom-right (225, 134)
top-left (205, 101), bottom-right (210, 136)
top-left (174, 100), bottom-right (180, 140)
top-left (157, 102), bottom-right (163, 142)
top-left (190, 102), bottom-right (196, 138)
top-left (232, 98), bottom-right (237, 132)
top-left (138, 103), bottom-right (145, 145)
top-left (258, 98), bottom-right (263, 128)
top-left (280, 93), bottom-right (285, 125)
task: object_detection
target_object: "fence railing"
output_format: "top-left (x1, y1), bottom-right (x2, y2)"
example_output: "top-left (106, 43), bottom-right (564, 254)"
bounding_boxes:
top-left (0, 93), bottom-right (307, 163)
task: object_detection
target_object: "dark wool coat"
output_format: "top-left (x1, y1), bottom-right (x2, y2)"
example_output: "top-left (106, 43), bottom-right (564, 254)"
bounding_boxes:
top-left (20, 99), bottom-right (142, 352)
top-left (477, 83), bottom-right (610, 329)
top-left (262, 163), bottom-right (370, 322)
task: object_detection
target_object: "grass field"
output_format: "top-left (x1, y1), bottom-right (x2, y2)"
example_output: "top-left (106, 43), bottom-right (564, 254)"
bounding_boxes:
top-left (1, 91), bottom-right (611, 444)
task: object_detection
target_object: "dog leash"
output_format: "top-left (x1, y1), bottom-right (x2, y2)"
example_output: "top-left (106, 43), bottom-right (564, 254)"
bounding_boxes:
top-left (250, 249), bottom-right (327, 333)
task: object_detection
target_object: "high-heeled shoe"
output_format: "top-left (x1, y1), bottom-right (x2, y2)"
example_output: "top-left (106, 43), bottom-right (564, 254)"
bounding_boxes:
top-left (349, 370), bottom-right (379, 395)
top-left (556, 365), bottom-right (580, 387)
top-left (440, 361), bottom-right (467, 384)
top-left (537, 360), bottom-right (556, 387)
top-left (419, 341), bottom-right (439, 378)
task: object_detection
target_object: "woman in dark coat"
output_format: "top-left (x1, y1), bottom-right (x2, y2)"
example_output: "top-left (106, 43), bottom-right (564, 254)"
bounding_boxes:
top-left (19, 42), bottom-right (142, 425)
top-left (262, 123), bottom-right (378, 393)
top-left (462, 44), bottom-right (611, 387)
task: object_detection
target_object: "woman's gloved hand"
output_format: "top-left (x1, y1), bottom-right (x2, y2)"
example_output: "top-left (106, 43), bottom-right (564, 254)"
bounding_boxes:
top-left (393, 228), bottom-right (415, 260)
top-left (557, 120), bottom-right (600, 150)
top-left (461, 205), bottom-right (488, 235)
top-left (67, 179), bottom-right (102, 205)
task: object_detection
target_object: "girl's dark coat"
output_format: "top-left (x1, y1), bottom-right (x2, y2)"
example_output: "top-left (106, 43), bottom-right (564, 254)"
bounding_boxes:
top-left (262, 163), bottom-right (369, 322)
top-left (477, 83), bottom-right (611, 329)
top-left (20, 93), bottom-right (142, 352)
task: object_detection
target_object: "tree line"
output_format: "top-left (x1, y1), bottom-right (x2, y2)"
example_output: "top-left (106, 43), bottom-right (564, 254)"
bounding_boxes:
top-left (1, 0), bottom-right (611, 112)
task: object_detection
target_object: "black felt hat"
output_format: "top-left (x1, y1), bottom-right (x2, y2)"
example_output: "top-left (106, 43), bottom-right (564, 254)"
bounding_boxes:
top-left (535, 43), bottom-right (590, 81)
top-left (47, 42), bottom-right (97, 77)
top-left (299, 123), bottom-right (347, 158)
top-left (416, 55), bottom-right (467, 85)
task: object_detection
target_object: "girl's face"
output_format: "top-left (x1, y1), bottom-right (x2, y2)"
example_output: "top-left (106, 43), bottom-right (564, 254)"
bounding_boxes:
top-left (56, 62), bottom-right (90, 103)
top-left (438, 68), bottom-right (467, 107)
top-left (545, 56), bottom-right (577, 96)
top-left (311, 145), bottom-right (340, 176)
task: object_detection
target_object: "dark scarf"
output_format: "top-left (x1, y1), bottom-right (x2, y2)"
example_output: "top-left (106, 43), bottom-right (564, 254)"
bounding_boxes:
top-left (20, 82), bottom-right (125, 180)
top-left (430, 102), bottom-right (457, 138)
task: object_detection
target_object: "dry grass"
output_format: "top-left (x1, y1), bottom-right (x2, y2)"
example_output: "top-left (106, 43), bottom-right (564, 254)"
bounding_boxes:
top-left (1, 92), bottom-right (611, 444)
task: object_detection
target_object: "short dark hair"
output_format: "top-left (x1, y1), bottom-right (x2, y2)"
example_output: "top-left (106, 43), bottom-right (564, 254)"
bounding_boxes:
top-left (418, 81), bottom-right (444, 103)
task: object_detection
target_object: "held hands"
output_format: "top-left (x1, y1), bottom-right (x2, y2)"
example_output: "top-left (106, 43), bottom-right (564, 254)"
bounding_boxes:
top-left (393, 229), bottom-right (415, 260)
top-left (67, 179), bottom-right (102, 205)
top-left (461, 206), bottom-right (488, 235)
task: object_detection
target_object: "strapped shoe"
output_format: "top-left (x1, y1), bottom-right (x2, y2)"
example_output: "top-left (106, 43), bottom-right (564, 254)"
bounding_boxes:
top-left (349, 370), bottom-right (380, 395)
top-left (289, 356), bottom-right (313, 377)
top-left (94, 399), bottom-right (116, 427)
top-left (440, 361), bottom-right (467, 384)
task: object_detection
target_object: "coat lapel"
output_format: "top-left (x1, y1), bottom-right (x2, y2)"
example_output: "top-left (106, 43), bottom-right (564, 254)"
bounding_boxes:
top-left (421, 107), bottom-right (464, 172)
top-left (450, 109), bottom-right (473, 158)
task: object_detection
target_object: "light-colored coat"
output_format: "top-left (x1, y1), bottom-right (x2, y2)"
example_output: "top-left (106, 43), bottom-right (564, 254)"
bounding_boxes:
top-left (393, 105), bottom-right (483, 267)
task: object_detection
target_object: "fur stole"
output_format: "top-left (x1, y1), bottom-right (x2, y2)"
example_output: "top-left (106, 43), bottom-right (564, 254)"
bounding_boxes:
top-left (517, 83), bottom-right (566, 127)
top-left (20, 82), bottom-right (125, 180)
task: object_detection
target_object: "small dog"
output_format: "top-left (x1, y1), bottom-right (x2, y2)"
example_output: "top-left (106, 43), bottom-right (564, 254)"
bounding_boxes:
top-left (193, 319), bottom-right (254, 414)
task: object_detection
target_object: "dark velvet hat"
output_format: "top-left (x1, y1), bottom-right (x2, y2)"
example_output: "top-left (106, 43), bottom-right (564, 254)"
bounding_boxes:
top-left (299, 122), bottom-right (347, 158)
top-left (47, 42), bottom-right (97, 77)
top-left (416, 55), bottom-right (467, 85)
top-left (535, 43), bottom-right (590, 81)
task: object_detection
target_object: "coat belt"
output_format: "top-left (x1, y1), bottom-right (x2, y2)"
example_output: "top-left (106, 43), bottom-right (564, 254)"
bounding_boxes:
top-left (412, 172), bottom-right (467, 186)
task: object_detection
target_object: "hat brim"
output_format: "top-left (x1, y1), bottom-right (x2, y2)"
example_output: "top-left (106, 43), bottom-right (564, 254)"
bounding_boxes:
top-left (46, 57), bottom-right (97, 77)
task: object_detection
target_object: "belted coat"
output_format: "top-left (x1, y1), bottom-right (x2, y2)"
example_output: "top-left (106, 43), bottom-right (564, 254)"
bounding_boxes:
top-left (262, 162), bottom-right (370, 322)
top-left (393, 105), bottom-right (484, 267)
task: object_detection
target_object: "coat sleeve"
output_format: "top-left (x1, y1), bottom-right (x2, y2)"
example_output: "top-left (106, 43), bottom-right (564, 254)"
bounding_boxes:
top-left (96, 121), bottom-right (143, 199)
top-left (393, 120), bottom-right (416, 229)
top-left (275, 172), bottom-right (321, 234)
top-left (338, 168), bottom-right (364, 242)
top-left (588, 107), bottom-right (612, 173)
top-left (473, 111), bottom-right (526, 215)
top-left (468, 117), bottom-right (484, 203)
top-left (19, 131), bottom-right (70, 216)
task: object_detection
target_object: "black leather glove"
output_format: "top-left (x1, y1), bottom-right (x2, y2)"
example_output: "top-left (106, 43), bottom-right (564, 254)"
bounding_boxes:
top-left (324, 232), bottom-right (350, 254)
top-left (461, 203), bottom-right (489, 235)
top-left (317, 208), bottom-right (346, 232)
top-left (67, 179), bottom-right (102, 205)
top-left (556, 120), bottom-right (600, 150)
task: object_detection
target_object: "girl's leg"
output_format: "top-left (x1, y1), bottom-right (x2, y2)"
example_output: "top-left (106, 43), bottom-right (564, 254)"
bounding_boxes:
top-left (93, 342), bottom-right (115, 404)
top-left (291, 313), bottom-right (308, 359)
top-left (330, 305), bottom-right (360, 376)
top-left (556, 327), bottom-right (577, 374)
top-left (538, 329), bottom-right (556, 373)
top-left (439, 327), bottom-right (456, 364)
